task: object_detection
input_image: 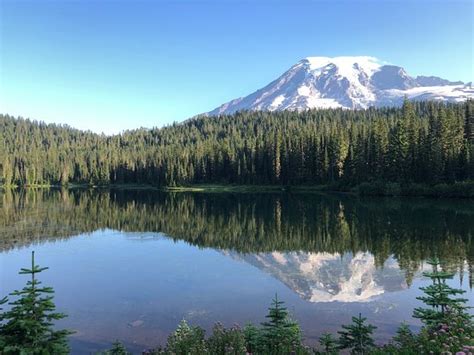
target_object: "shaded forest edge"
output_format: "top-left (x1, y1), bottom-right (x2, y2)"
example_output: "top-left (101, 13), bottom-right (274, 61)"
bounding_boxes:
top-left (1, 99), bottom-right (474, 198)
top-left (1, 252), bottom-right (472, 354)
top-left (2, 182), bottom-right (474, 198)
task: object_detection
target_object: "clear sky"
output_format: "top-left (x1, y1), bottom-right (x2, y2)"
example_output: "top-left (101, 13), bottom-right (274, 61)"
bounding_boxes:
top-left (0, 0), bottom-right (472, 134)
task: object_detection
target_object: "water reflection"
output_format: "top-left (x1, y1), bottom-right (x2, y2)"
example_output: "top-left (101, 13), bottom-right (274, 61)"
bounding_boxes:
top-left (1, 188), bottom-right (473, 351)
top-left (228, 252), bottom-right (408, 302)
top-left (1, 188), bottom-right (472, 290)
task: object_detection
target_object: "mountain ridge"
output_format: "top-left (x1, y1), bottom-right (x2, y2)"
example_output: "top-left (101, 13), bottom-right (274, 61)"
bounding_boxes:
top-left (206, 56), bottom-right (473, 115)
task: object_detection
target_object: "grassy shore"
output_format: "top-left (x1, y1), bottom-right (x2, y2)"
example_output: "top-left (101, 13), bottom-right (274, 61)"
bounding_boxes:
top-left (164, 184), bottom-right (294, 193)
top-left (2, 181), bottom-right (473, 198)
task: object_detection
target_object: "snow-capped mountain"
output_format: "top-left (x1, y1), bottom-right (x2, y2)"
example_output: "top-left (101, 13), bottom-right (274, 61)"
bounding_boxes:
top-left (226, 251), bottom-right (409, 303)
top-left (207, 56), bottom-right (473, 115)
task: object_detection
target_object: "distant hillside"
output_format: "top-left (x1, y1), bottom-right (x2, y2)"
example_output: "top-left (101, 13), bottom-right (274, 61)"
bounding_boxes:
top-left (0, 100), bottom-right (473, 189)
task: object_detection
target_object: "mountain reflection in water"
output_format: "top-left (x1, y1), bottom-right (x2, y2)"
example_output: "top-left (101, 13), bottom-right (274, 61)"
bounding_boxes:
top-left (1, 188), bottom-right (473, 352)
top-left (1, 188), bottom-right (472, 291)
top-left (228, 251), bottom-right (408, 302)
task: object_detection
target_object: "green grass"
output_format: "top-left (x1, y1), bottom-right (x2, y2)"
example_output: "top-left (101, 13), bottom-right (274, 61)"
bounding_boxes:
top-left (2, 181), bottom-right (473, 198)
top-left (162, 184), bottom-right (289, 193)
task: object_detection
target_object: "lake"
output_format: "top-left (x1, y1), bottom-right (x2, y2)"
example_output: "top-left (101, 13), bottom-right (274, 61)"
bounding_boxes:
top-left (0, 189), bottom-right (473, 353)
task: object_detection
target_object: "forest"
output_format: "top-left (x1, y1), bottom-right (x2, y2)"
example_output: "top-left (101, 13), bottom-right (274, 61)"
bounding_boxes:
top-left (1, 100), bottom-right (473, 192)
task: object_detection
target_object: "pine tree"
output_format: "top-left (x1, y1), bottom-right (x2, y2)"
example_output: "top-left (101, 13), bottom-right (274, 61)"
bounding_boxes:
top-left (392, 323), bottom-right (416, 349)
top-left (101, 340), bottom-right (130, 355)
top-left (413, 258), bottom-right (469, 328)
top-left (260, 294), bottom-right (302, 354)
top-left (319, 332), bottom-right (338, 354)
top-left (0, 251), bottom-right (72, 354)
top-left (338, 313), bottom-right (376, 354)
top-left (464, 99), bottom-right (474, 143)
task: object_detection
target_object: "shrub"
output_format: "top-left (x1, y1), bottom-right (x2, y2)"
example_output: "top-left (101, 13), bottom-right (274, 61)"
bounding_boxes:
top-left (206, 322), bottom-right (246, 355)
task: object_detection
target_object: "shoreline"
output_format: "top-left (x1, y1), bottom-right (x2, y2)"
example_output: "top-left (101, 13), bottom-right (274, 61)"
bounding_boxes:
top-left (1, 181), bottom-right (473, 198)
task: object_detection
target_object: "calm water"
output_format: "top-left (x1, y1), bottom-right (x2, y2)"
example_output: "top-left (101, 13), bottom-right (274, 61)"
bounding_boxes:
top-left (0, 189), bottom-right (473, 353)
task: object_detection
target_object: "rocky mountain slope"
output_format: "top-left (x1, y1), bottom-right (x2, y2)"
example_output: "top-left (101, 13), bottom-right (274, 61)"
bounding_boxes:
top-left (207, 56), bottom-right (473, 115)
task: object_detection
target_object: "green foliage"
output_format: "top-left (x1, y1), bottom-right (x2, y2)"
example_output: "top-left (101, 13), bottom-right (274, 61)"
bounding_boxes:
top-left (411, 258), bottom-right (474, 353)
top-left (99, 340), bottom-right (130, 355)
top-left (243, 323), bottom-right (260, 354)
top-left (392, 323), bottom-right (416, 350)
top-left (0, 251), bottom-right (72, 354)
top-left (318, 332), bottom-right (338, 354)
top-left (1, 188), bottom-right (473, 297)
top-left (2, 252), bottom-right (473, 355)
top-left (0, 296), bottom-right (7, 316)
top-left (414, 315), bottom-right (474, 354)
top-left (337, 313), bottom-right (377, 354)
top-left (260, 294), bottom-right (303, 354)
top-left (0, 296), bottom-right (7, 350)
top-left (413, 258), bottom-right (469, 328)
top-left (158, 320), bottom-right (207, 355)
top-left (206, 322), bottom-right (246, 355)
top-left (357, 180), bottom-right (474, 197)
top-left (1, 101), bottom-right (473, 188)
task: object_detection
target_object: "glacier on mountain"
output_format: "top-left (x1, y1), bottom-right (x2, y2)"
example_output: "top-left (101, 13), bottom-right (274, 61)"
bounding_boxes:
top-left (206, 56), bottom-right (473, 115)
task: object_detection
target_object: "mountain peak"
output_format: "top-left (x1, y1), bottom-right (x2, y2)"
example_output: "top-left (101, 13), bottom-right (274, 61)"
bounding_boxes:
top-left (206, 56), bottom-right (473, 115)
top-left (303, 55), bottom-right (382, 73)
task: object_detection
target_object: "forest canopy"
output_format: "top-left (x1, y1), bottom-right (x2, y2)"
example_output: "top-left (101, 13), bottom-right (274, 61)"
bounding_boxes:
top-left (1, 100), bottom-right (473, 187)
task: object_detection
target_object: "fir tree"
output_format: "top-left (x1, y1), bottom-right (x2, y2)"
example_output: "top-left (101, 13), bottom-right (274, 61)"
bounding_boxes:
top-left (413, 258), bottom-right (469, 328)
top-left (100, 340), bottom-right (130, 355)
top-left (392, 323), bottom-right (416, 350)
top-left (0, 251), bottom-right (72, 354)
top-left (319, 332), bottom-right (338, 354)
top-left (260, 294), bottom-right (302, 354)
top-left (338, 313), bottom-right (376, 354)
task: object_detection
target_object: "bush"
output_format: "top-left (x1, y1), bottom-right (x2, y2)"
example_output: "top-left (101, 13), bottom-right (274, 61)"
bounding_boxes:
top-left (152, 320), bottom-right (207, 355)
top-left (207, 322), bottom-right (246, 355)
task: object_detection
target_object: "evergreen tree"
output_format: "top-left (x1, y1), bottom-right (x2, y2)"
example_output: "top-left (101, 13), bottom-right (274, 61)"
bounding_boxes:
top-left (100, 340), bottom-right (130, 355)
top-left (318, 332), bottom-right (338, 354)
top-left (1, 101), bottom-right (472, 190)
top-left (0, 251), bottom-right (72, 354)
top-left (337, 313), bottom-right (376, 354)
top-left (392, 323), bottom-right (416, 350)
top-left (413, 258), bottom-right (470, 328)
top-left (260, 294), bottom-right (302, 354)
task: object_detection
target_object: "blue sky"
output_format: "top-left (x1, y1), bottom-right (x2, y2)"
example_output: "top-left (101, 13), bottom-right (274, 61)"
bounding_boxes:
top-left (1, 0), bottom-right (472, 134)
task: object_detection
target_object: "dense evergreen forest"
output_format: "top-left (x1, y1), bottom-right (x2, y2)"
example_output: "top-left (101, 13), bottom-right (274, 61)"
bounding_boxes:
top-left (1, 100), bottom-right (473, 188)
